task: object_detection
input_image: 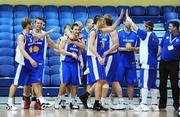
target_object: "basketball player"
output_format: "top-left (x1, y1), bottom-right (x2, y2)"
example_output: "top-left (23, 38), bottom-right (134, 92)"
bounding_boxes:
top-left (54, 23), bottom-right (85, 109)
top-left (22, 17), bottom-right (57, 110)
top-left (126, 10), bottom-right (159, 111)
top-left (100, 14), bottom-right (126, 110)
top-left (6, 18), bottom-right (55, 111)
top-left (117, 17), bottom-right (139, 109)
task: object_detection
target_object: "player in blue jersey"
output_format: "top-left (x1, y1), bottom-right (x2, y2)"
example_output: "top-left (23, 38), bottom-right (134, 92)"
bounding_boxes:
top-left (6, 18), bottom-right (55, 111)
top-left (126, 10), bottom-right (159, 111)
top-left (79, 10), bottom-right (124, 111)
top-left (100, 14), bottom-right (126, 110)
top-left (116, 18), bottom-right (139, 109)
top-left (158, 21), bottom-right (180, 111)
top-left (21, 17), bottom-right (57, 110)
top-left (54, 23), bottom-right (85, 110)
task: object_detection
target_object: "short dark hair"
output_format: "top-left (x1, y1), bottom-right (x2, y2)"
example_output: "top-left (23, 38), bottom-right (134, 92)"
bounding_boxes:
top-left (71, 23), bottom-right (79, 30)
top-left (103, 14), bottom-right (113, 26)
top-left (21, 17), bottom-right (32, 29)
top-left (145, 21), bottom-right (154, 31)
top-left (93, 15), bottom-right (104, 24)
top-left (169, 20), bottom-right (179, 30)
top-left (34, 17), bottom-right (43, 23)
top-left (41, 18), bottom-right (47, 25)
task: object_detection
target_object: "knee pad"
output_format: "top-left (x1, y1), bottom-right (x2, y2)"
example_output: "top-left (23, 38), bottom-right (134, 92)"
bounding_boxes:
top-left (103, 84), bottom-right (109, 89)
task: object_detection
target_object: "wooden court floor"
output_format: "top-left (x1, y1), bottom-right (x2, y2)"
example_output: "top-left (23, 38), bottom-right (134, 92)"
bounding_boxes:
top-left (0, 105), bottom-right (176, 117)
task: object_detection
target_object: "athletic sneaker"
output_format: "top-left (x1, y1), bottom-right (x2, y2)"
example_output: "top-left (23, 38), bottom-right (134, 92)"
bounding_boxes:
top-left (54, 98), bottom-right (66, 109)
top-left (109, 94), bottom-right (115, 106)
top-left (134, 103), bottom-right (150, 112)
top-left (34, 99), bottom-right (46, 110)
top-left (93, 103), bottom-right (108, 111)
top-left (70, 99), bottom-right (80, 109)
top-left (21, 96), bottom-right (31, 109)
top-left (79, 94), bottom-right (88, 109)
top-left (6, 104), bottom-right (18, 111)
top-left (151, 104), bottom-right (159, 111)
top-left (111, 102), bottom-right (126, 110)
top-left (127, 103), bottom-right (136, 110)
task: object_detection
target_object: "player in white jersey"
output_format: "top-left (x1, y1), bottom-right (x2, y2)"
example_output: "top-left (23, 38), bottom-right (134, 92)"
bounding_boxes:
top-left (6, 18), bottom-right (55, 111)
top-left (126, 10), bottom-right (159, 111)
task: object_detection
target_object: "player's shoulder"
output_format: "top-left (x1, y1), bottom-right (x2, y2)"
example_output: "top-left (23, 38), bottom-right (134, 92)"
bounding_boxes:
top-left (117, 28), bottom-right (123, 33)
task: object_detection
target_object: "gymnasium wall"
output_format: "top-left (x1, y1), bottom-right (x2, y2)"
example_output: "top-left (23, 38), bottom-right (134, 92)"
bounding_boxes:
top-left (0, 0), bottom-right (178, 6)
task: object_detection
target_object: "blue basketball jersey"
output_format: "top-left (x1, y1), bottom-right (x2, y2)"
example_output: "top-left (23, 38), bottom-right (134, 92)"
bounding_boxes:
top-left (118, 29), bottom-right (139, 67)
top-left (60, 38), bottom-right (80, 63)
top-left (81, 28), bottom-right (88, 47)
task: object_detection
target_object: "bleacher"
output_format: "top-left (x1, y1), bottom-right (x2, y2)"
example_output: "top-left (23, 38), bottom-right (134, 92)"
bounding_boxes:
top-left (0, 4), bottom-right (179, 97)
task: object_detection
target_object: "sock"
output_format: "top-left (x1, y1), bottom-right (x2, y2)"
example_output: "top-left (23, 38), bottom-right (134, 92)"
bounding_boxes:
top-left (84, 92), bottom-right (90, 97)
top-left (141, 88), bottom-right (148, 105)
top-left (38, 96), bottom-right (45, 104)
top-left (8, 97), bottom-right (14, 105)
top-left (151, 88), bottom-right (158, 105)
top-left (94, 100), bottom-right (99, 105)
top-left (31, 97), bottom-right (36, 101)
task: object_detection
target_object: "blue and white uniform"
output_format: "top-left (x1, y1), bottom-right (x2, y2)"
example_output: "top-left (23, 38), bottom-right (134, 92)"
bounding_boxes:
top-left (27, 30), bottom-right (48, 85)
top-left (117, 29), bottom-right (139, 85)
top-left (87, 28), bottom-right (106, 84)
top-left (137, 29), bottom-right (159, 90)
top-left (60, 37), bottom-right (81, 86)
top-left (102, 32), bottom-right (119, 83)
top-left (13, 31), bottom-right (35, 85)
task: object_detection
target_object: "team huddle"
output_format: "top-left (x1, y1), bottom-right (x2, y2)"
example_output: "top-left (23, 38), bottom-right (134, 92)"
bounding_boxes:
top-left (6, 9), bottom-right (180, 112)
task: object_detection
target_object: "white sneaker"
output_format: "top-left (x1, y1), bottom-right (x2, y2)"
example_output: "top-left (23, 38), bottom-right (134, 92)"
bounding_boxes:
top-left (84, 68), bottom-right (90, 75)
top-left (111, 102), bottom-right (126, 110)
top-left (134, 103), bottom-right (150, 112)
top-left (6, 104), bottom-right (18, 111)
top-left (70, 99), bottom-right (79, 109)
top-left (127, 103), bottom-right (136, 110)
top-left (101, 98), bottom-right (109, 108)
top-left (151, 104), bottom-right (159, 111)
top-left (54, 97), bottom-right (61, 109)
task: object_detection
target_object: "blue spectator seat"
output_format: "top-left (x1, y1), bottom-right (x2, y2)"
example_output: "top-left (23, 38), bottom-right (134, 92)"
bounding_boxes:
top-left (0, 48), bottom-right (14, 56)
top-left (51, 74), bottom-right (60, 86)
top-left (74, 12), bottom-right (88, 20)
top-left (0, 56), bottom-right (14, 65)
top-left (29, 5), bottom-right (43, 12)
top-left (44, 12), bottom-right (58, 19)
top-left (44, 5), bottom-right (58, 13)
top-left (0, 4), bottom-right (13, 12)
top-left (116, 6), bottom-right (130, 15)
top-left (146, 6), bottom-right (160, 16)
top-left (0, 65), bottom-right (15, 77)
top-left (0, 11), bottom-right (13, 18)
top-left (51, 65), bottom-right (60, 75)
top-left (59, 6), bottom-right (73, 13)
top-left (0, 25), bottom-right (13, 33)
top-left (14, 11), bottom-right (29, 18)
top-left (46, 19), bottom-right (59, 26)
top-left (45, 26), bottom-right (61, 33)
top-left (73, 6), bottom-right (87, 13)
top-left (102, 6), bottom-right (117, 16)
top-left (49, 56), bottom-right (60, 66)
top-left (29, 11), bottom-right (43, 19)
top-left (130, 6), bottom-right (146, 16)
top-left (60, 18), bottom-right (74, 27)
top-left (0, 32), bottom-right (14, 40)
top-left (161, 5), bottom-right (175, 15)
top-left (0, 40), bottom-right (14, 48)
top-left (14, 5), bottom-right (28, 12)
top-left (59, 12), bottom-right (73, 19)
top-left (0, 18), bottom-right (13, 25)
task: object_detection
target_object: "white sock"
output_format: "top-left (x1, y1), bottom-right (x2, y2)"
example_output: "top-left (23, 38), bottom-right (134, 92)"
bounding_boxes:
top-left (71, 97), bottom-right (76, 103)
top-left (118, 97), bottom-right (124, 103)
top-left (8, 97), bottom-right (14, 105)
top-left (151, 88), bottom-right (158, 105)
top-left (38, 96), bottom-right (45, 104)
top-left (141, 88), bottom-right (148, 104)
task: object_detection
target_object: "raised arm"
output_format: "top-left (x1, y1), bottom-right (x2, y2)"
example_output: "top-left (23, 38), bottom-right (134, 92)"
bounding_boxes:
top-left (100, 9), bottom-right (124, 33)
top-left (125, 10), bottom-right (139, 32)
top-left (33, 28), bottom-right (55, 41)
